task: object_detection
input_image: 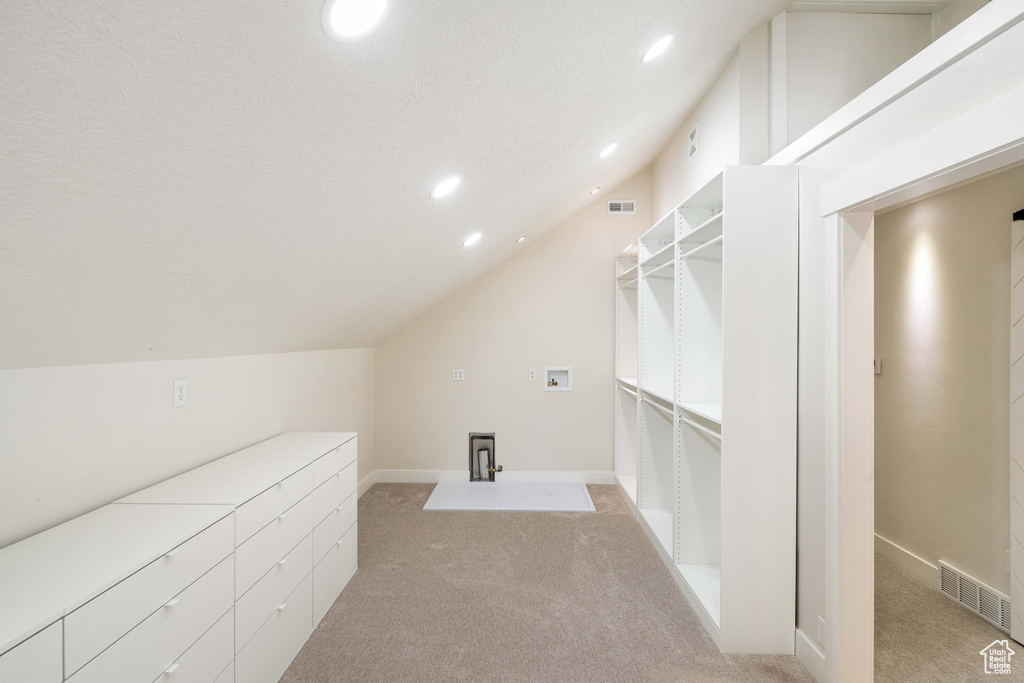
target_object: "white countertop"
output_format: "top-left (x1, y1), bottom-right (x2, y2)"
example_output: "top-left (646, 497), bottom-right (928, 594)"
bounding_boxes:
top-left (225, 432), bottom-right (356, 464)
top-left (0, 503), bottom-right (233, 655)
top-left (116, 433), bottom-right (356, 506)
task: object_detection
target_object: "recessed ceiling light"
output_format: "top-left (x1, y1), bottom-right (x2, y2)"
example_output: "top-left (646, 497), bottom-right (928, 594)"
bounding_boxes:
top-left (642, 34), bottom-right (674, 63)
top-left (462, 233), bottom-right (482, 247)
top-left (599, 143), bottom-right (618, 158)
top-left (590, 187), bottom-right (601, 195)
top-left (516, 236), bottom-right (526, 243)
top-left (431, 176), bottom-right (461, 199)
top-left (322, 0), bottom-right (388, 41)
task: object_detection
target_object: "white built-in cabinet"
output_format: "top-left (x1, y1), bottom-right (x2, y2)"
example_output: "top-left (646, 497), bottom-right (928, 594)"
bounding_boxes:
top-left (0, 432), bottom-right (358, 683)
top-left (614, 167), bottom-right (798, 654)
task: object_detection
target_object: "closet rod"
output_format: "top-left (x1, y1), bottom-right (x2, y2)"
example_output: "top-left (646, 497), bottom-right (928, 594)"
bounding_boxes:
top-left (643, 259), bottom-right (675, 278)
top-left (617, 384), bottom-right (639, 399)
top-left (679, 234), bottom-right (723, 261)
top-left (679, 415), bottom-right (723, 442)
top-left (641, 395), bottom-right (675, 418)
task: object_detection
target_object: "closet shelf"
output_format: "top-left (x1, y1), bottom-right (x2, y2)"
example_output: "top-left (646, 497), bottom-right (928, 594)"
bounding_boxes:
top-left (617, 475), bottom-right (638, 505)
top-left (641, 508), bottom-right (674, 561)
top-left (677, 402), bottom-right (721, 425)
top-left (641, 385), bottom-right (674, 406)
top-left (678, 212), bottom-right (724, 248)
top-left (676, 564), bottom-right (721, 628)
top-left (617, 377), bottom-right (638, 389)
top-left (640, 242), bottom-right (674, 268)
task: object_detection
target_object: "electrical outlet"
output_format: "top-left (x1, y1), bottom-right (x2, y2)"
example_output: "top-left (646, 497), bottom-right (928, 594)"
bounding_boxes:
top-left (319, 362), bottom-right (326, 378)
top-left (817, 615), bottom-right (826, 646)
top-left (528, 369), bottom-right (537, 381)
top-left (173, 379), bottom-right (187, 407)
top-left (452, 369), bottom-right (465, 381)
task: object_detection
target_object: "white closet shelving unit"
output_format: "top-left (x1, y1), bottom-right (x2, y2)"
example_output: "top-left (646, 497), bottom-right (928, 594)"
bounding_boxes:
top-left (613, 166), bottom-right (798, 654)
top-left (615, 243), bottom-right (639, 504)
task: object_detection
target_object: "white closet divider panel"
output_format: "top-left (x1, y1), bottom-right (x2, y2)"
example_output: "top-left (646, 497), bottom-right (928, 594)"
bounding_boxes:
top-left (718, 166), bottom-right (798, 653)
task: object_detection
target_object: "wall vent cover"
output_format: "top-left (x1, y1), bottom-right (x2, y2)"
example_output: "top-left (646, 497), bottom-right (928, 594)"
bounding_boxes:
top-left (688, 124), bottom-right (699, 159)
top-left (938, 560), bottom-right (1011, 634)
top-left (608, 200), bottom-right (636, 215)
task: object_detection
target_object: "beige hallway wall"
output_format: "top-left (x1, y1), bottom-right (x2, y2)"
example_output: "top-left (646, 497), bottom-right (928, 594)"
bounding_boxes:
top-left (0, 347), bottom-right (375, 548)
top-left (375, 169), bottom-right (651, 475)
top-left (875, 163), bottom-right (1024, 592)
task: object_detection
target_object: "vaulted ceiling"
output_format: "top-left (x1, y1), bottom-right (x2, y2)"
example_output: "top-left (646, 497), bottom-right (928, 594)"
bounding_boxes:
top-left (0, 0), bottom-right (786, 369)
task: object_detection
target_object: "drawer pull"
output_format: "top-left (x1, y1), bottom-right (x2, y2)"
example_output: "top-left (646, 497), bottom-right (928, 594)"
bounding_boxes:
top-left (164, 548), bottom-right (180, 559)
top-left (277, 558), bottom-right (288, 567)
top-left (164, 598), bottom-right (180, 609)
top-left (164, 663), bottom-right (180, 675)
top-left (277, 603), bottom-right (287, 611)
top-left (333, 472), bottom-right (340, 479)
top-left (336, 539), bottom-right (344, 547)
top-left (277, 512), bottom-right (288, 521)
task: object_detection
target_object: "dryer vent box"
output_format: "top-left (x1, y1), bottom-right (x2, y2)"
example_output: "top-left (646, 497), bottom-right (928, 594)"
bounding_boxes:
top-left (469, 433), bottom-right (496, 482)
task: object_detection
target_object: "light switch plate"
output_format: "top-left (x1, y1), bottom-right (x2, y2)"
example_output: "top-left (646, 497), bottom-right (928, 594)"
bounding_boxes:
top-left (173, 379), bottom-right (187, 407)
top-left (452, 369), bottom-right (465, 381)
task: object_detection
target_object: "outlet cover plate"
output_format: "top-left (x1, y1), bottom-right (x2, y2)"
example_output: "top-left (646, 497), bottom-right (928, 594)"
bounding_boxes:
top-left (173, 378), bottom-right (187, 407)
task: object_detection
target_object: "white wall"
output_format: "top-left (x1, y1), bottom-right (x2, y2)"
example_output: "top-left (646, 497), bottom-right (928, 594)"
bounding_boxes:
top-left (374, 169), bottom-right (651, 476)
top-left (0, 348), bottom-right (375, 548)
top-left (650, 25), bottom-right (770, 218)
top-left (874, 164), bottom-right (1024, 592)
top-left (786, 12), bottom-right (932, 144)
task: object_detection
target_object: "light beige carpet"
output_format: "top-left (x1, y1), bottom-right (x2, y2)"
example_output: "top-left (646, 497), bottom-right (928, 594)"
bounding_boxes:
top-left (283, 484), bottom-right (814, 682)
top-left (875, 554), bottom-right (1023, 681)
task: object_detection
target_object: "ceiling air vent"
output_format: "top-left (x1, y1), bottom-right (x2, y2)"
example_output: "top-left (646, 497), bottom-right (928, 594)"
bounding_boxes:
top-left (608, 200), bottom-right (636, 215)
top-left (938, 560), bottom-right (1011, 634)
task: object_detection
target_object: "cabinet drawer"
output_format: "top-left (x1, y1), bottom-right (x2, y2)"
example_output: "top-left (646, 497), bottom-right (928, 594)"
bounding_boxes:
top-left (68, 556), bottom-right (233, 683)
top-left (213, 661), bottom-right (233, 683)
top-left (236, 575), bottom-right (312, 683)
top-left (313, 522), bottom-right (358, 626)
top-left (0, 622), bottom-right (62, 683)
top-left (312, 492), bottom-right (356, 564)
top-left (312, 461), bottom-right (357, 525)
top-left (154, 607), bottom-right (233, 683)
top-left (236, 467), bottom-right (312, 546)
top-left (236, 534), bottom-right (312, 652)
top-left (311, 438), bottom-right (356, 488)
top-left (64, 515), bottom-right (233, 677)
top-left (235, 495), bottom-right (312, 600)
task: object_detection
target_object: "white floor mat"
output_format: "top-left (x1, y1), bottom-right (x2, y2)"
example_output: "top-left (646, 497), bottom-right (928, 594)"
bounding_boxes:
top-left (423, 482), bottom-right (596, 512)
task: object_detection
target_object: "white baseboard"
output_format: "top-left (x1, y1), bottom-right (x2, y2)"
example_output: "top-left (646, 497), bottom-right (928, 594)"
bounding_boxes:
top-left (795, 628), bottom-right (826, 683)
top-left (357, 471), bottom-right (377, 498)
top-left (495, 470), bottom-right (615, 484)
top-left (374, 469), bottom-right (469, 483)
top-left (875, 533), bottom-right (937, 587)
top-left (370, 469), bottom-right (615, 485)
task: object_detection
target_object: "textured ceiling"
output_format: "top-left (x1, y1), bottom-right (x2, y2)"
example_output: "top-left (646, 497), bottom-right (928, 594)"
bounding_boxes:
top-left (0, 0), bottom-right (786, 369)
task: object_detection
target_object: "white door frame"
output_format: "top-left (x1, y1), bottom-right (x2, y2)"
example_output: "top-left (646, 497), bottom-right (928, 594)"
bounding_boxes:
top-left (766, 5), bottom-right (1024, 679)
top-left (820, 107), bottom-right (1024, 683)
